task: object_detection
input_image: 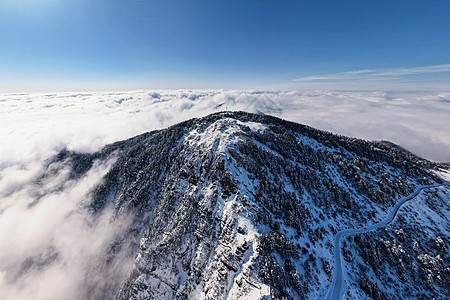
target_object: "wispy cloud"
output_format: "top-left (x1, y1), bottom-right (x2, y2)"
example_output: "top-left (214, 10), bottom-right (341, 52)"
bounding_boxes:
top-left (294, 64), bottom-right (450, 82)
top-left (0, 156), bottom-right (134, 300)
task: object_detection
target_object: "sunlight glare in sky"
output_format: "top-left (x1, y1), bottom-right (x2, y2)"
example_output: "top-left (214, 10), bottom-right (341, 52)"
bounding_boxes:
top-left (4, 0), bottom-right (60, 14)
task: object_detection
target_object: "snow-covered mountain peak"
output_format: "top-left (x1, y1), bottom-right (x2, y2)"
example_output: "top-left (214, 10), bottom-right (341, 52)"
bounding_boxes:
top-left (20, 111), bottom-right (448, 300)
top-left (179, 117), bottom-right (267, 156)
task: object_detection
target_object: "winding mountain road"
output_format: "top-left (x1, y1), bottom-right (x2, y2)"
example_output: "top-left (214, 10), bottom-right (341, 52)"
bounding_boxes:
top-left (323, 182), bottom-right (449, 300)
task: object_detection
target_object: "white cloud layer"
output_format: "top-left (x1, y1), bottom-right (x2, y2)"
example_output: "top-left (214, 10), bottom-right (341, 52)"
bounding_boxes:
top-left (0, 156), bottom-right (134, 300)
top-left (1, 90), bottom-right (449, 164)
top-left (0, 89), bottom-right (449, 299)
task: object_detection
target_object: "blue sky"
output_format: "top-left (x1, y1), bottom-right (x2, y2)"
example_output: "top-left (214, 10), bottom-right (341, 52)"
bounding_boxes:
top-left (1, 0), bottom-right (449, 92)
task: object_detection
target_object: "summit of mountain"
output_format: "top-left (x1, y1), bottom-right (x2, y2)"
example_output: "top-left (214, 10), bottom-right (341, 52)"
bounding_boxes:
top-left (47, 111), bottom-right (449, 299)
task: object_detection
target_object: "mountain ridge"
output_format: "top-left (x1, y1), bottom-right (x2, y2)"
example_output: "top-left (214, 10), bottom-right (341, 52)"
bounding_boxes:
top-left (43, 111), bottom-right (449, 299)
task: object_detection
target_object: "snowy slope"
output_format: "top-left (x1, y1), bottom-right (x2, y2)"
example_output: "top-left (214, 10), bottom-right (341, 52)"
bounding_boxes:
top-left (40, 111), bottom-right (449, 299)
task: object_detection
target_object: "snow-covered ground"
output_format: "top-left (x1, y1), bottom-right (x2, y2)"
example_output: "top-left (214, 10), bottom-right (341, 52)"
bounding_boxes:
top-left (324, 183), bottom-right (449, 300)
top-left (117, 114), bottom-right (449, 299)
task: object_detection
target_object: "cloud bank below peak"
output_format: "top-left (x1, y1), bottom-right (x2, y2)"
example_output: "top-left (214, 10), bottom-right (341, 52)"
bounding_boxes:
top-left (1, 89), bottom-right (449, 164)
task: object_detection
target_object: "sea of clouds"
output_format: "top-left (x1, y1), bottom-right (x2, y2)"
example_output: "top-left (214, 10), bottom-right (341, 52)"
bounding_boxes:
top-left (2, 90), bottom-right (450, 166)
top-left (0, 89), bottom-right (449, 299)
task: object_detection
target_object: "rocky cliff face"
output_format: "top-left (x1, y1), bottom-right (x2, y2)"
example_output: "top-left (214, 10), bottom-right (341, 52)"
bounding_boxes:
top-left (53, 111), bottom-right (449, 299)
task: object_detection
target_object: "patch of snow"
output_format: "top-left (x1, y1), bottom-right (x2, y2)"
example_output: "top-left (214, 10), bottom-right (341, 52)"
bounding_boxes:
top-left (433, 168), bottom-right (450, 181)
